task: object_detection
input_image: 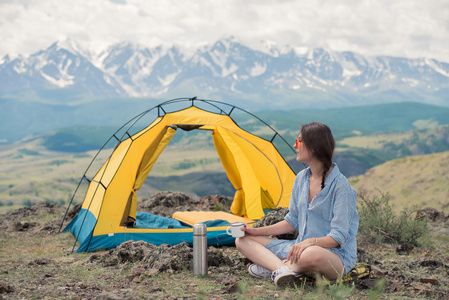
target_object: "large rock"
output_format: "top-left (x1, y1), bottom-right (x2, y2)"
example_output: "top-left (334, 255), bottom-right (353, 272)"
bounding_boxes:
top-left (7, 202), bottom-right (60, 219)
top-left (253, 207), bottom-right (298, 240)
top-left (89, 240), bottom-right (245, 274)
top-left (416, 207), bottom-right (448, 222)
top-left (137, 191), bottom-right (233, 217)
top-left (140, 243), bottom-right (193, 272)
top-left (90, 240), bottom-right (157, 267)
top-left (137, 191), bottom-right (196, 217)
top-left (198, 194), bottom-right (233, 212)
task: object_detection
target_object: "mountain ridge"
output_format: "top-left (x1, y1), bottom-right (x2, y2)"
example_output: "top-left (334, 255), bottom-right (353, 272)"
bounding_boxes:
top-left (1, 37), bottom-right (449, 108)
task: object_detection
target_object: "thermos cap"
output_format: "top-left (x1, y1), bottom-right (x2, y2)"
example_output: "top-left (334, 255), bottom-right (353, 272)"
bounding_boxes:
top-left (193, 223), bottom-right (207, 235)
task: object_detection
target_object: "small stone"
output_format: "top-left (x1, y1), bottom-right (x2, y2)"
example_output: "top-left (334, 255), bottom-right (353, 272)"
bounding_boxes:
top-left (421, 251), bottom-right (430, 257)
top-left (146, 268), bottom-right (159, 276)
top-left (224, 283), bottom-right (238, 294)
top-left (132, 267), bottom-right (146, 275)
top-left (414, 284), bottom-right (432, 292)
top-left (396, 243), bottom-right (414, 255)
top-left (359, 279), bottom-right (379, 290)
top-left (419, 276), bottom-right (438, 284)
top-left (0, 282), bottom-right (13, 294)
top-left (0, 283), bottom-right (8, 294)
top-left (78, 283), bottom-right (87, 289)
top-left (28, 258), bottom-right (53, 266)
top-left (95, 292), bottom-right (123, 300)
top-left (370, 266), bottom-right (388, 279)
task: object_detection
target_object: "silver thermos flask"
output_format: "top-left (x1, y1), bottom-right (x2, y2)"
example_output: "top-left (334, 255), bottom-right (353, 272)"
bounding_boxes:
top-left (193, 223), bottom-right (208, 277)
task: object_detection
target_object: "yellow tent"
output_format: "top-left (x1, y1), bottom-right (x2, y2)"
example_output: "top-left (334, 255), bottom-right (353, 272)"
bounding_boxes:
top-left (63, 98), bottom-right (298, 252)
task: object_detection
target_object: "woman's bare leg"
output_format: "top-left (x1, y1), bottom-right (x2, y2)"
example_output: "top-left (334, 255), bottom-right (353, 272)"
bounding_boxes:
top-left (235, 235), bottom-right (285, 272)
top-left (286, 246), bottom-right (344, 280)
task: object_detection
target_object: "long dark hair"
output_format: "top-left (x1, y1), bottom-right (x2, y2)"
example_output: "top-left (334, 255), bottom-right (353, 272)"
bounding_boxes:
top-left (300, 122), bottom-right (335, 189)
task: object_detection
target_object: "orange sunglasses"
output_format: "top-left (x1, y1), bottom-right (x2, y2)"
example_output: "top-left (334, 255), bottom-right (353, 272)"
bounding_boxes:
top-left (295, 137), bottom-right (303, 148)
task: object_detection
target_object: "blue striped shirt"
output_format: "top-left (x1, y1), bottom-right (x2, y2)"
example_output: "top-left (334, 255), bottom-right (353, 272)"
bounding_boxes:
top-left (284, 163), bottom-right (359, 273)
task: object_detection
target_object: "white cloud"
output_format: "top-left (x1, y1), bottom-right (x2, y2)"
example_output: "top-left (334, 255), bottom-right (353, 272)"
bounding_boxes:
top-left (0, 0), bottom-right (448, 62)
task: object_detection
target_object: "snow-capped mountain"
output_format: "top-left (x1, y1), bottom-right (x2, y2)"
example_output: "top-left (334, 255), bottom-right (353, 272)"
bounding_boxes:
top-left (0, 40), bottom-right (125, 97)
top-left (1, 37), bottom-right (449, 107)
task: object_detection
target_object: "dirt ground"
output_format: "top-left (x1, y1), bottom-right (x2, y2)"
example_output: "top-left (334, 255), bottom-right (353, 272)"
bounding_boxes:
top-left (0, 194), bottom-right (448, 299)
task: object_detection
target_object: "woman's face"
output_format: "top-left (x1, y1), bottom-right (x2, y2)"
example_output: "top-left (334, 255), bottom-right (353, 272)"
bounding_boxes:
top-left (294, 134), bottom-right (313, 163)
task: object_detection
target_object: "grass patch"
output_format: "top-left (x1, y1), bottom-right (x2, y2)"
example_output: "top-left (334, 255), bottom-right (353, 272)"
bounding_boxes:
top-left (1, 208), bottom-right (449, 299)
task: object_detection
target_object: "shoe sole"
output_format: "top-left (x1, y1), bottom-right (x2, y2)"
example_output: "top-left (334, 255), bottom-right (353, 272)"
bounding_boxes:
top-left (274, 273), bottom-right (297, 287)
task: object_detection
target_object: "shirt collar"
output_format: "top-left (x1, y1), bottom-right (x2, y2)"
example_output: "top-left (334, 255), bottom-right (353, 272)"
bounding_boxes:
top-left (325, 162), bottom-right (339, 186)
top-left (304, 162), bottom-right (339, 186)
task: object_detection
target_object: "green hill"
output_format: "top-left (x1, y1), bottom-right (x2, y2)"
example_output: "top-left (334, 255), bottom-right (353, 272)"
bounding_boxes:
top-left (349, 151), bottom-right (449, 212)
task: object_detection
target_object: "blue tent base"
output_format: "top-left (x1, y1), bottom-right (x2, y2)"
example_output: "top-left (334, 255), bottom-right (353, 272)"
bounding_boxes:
top-left (78, 229), bottom-right (236, 253)
top-left (65, 210), bottom-right (236, 252)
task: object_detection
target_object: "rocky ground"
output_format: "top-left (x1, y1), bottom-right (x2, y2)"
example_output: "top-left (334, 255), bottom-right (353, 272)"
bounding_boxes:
top-left (0, 192), bottom-right (448, 299)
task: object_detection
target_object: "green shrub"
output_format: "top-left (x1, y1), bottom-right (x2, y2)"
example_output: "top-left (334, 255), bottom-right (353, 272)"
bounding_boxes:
top-left (22, 199), bottom-right (35, 207)
top-left (358, 191), bottom-right (428, 245)
top-left (214, 202), bottom-right (223, 211)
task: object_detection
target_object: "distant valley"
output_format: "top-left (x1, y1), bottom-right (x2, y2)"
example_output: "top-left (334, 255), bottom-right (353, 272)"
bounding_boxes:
top-left (1, 101), bottom-right (449, 214)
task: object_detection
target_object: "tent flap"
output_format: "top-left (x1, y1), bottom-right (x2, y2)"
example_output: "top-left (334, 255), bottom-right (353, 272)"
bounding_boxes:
top-left (212, 129), bottom-right (246, 216)
top-left (127, 126), bottom-right (177, 223)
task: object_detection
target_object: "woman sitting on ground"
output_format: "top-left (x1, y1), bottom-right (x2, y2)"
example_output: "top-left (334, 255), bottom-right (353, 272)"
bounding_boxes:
top-left (235, 122), bottom-right (359, 287)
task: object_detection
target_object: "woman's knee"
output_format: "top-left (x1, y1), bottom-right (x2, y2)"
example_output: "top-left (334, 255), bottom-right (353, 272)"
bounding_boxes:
top-left (235, 237), bottom-right (242, 249)
top-left (298, 246), bottom-right (338, 269)
top-left (234, 236), bottom-right (248, 250)
top-left (298, 247), bottom-right (322, 268)
top-left (298, 247), bottom-right (344, 277)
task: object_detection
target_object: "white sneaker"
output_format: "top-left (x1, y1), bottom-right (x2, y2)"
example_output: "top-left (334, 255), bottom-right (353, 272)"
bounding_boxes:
top-left (248, 263), bottom-right (272, 279)
top-left (271, 265), bottom-right (298, 287)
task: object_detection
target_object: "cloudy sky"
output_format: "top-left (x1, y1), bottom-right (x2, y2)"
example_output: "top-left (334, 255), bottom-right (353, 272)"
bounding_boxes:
top-left (1, 0), bottom-right (448, 62)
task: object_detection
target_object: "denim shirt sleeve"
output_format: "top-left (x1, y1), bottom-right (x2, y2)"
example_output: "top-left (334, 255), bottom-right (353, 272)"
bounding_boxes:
top-left (327, 179), bottom-right (357, 248)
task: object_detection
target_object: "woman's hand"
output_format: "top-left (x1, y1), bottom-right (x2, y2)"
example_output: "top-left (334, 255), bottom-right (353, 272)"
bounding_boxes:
top-left (241, 223), bottom-right (259, 236)
top-left (241, 220), bottom-right (296, 237)
top-left (286, 238), bottom-right (316, 264)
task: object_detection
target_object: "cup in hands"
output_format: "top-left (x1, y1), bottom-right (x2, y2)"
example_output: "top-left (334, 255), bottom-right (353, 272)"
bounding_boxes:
top-left (226, 222), bottom-right (245, 238)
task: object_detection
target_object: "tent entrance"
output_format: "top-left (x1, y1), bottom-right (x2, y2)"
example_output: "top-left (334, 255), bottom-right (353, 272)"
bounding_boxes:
top-left (133, 123), bottom-right (235, 216)
top-left (133, 122), bottom-right (285, 221)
